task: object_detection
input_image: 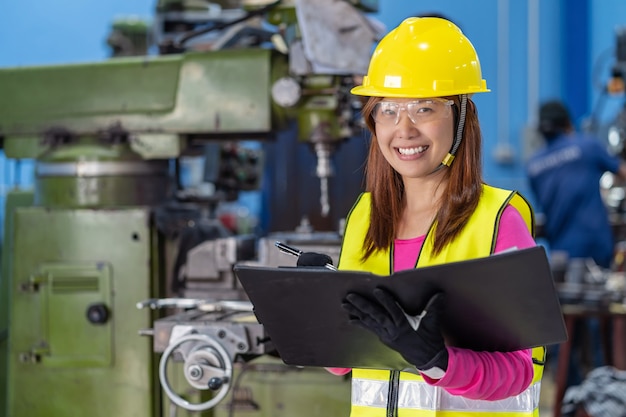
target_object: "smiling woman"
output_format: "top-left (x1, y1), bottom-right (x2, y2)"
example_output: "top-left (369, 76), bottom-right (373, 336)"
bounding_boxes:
top-left (370, 95), bottom-right (456, 184)
top-left (329, 16), bottom-right (548, 417)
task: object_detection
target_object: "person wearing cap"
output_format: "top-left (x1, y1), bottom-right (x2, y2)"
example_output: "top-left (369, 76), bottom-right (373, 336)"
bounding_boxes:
top-left (325, 17), bottom-right (546, 416)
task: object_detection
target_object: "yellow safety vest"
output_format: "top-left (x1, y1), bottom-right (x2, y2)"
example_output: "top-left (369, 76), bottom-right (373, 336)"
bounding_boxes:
top-left (337, 184), bottom-right (546, 417)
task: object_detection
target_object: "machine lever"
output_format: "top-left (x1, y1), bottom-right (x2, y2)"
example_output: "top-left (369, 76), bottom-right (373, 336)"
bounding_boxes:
top-left (136, 298), bottom-right (254, 312)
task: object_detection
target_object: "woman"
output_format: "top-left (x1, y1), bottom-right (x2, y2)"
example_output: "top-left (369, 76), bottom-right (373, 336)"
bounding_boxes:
top-left (332, 17), bottom-right (546, 417)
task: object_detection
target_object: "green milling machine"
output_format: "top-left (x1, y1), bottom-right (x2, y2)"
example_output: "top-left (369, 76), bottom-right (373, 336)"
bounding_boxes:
top-left (0, 1), bottom-right (380, 416)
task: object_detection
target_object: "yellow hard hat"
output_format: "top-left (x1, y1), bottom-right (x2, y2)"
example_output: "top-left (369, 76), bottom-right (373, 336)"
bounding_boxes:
top-left (351, 17), bottom-right (490, 98)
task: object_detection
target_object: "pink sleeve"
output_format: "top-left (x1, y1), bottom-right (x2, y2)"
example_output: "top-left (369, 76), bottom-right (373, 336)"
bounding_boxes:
top-left (422, 204), bottom-right (537, 399)
top-left (325, 367), bottom-right (351, 376)
top-left (422, 348), bottom-right (534, 399)
top-left (494, 204), bottom-right (536, 252)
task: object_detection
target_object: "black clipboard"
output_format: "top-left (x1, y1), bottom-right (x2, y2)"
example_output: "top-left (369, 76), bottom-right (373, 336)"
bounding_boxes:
top-left (234, 246), bottom-right (567, 370)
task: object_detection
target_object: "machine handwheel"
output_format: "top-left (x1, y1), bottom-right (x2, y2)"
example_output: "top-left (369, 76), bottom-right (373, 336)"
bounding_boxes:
top-left (159, 333), bottom-right (234, 411)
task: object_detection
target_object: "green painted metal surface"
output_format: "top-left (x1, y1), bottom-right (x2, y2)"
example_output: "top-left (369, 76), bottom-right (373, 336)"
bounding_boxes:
top-left (34, 262), bottom-right (114, 367)
top-left (34, 141), bottom-right (171, 207)
top-left (1, 200), bottom-right (352, 416)
top-left (0, 48), bottom-right (289, 159)
top-left (2, 56), bottom-right (180, 124)
top-left (213, 356), bottom-right (351, 417)
top-left (0, 191), bottom-right (35, 417)
top-left (5, 206), bottom-right (162, 417)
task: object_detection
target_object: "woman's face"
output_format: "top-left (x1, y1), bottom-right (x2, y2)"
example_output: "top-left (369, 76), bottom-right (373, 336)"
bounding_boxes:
top-left (373, 97), bottom-right (455, 180)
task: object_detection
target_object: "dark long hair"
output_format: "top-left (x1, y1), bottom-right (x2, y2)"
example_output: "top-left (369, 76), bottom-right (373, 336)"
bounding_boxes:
top-left (361, 95), bottom-right (483, 260)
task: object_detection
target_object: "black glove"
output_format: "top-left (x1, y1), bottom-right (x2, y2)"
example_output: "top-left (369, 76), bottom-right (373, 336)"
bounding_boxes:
top-left (297, 252), bottom-right (333, 268)
top-left (342, 288), bottom-right (448, 375)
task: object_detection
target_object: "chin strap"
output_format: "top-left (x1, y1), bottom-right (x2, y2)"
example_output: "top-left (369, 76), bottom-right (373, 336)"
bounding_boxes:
top-left (444, 93), bottom-right (468, 166)
top-left (431, 94), bottom-right (468, 174)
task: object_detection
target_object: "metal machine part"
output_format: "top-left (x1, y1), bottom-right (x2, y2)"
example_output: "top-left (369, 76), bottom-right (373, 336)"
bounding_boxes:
top-left (313, 142), bottom-right (335, 216)
top-left (171, 232), bottom-right (257, 299)
top-left (256, 230), bottom-right (343, 267)
top-left (271, 77), bottom-right (302, 107)
top-left (147, 304), bottom-right (268, 356)
top-left (2, 199), bottom-right (160, 417)
top-left (169, 227), bottom-right (343, 298)
top-left (154, 1), bottom-right (250, 53)
top-left (139, 293), bottom-right (352, 416)
top-left (550, 255), bottom-right (626, 307)
top-left (586, 26), bottom-right (626, 242)
top-left (137, 298), bottom-right (254, 311)
top-left (0, 1), bottom-right (379, 216)
top-left (160, 333), bottom-right (234, 411)
top-left (291, 0), bottom-right (376, 75)
top-left (34, 139), bottom-right (172, 207)
top-left (286, 73), bottom-right (366, 217)
top-left (0, 1), bottom-right (375, 416)
top-left (152, 0), bottom-right (381, 216)
top-left (137, 230), bottom-right (345, 413)
top-left (140, 301), bottom-right (271, 412)
top-left (602, 24), bottom-right (626, 216)
top-left (179, 0), bottom-right (380, 217)
top-left (107, 17), bottom-right (152, 57)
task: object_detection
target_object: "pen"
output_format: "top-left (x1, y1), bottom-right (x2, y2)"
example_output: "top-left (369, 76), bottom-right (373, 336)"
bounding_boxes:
top-left (274, 241), bottom-right (337, 271)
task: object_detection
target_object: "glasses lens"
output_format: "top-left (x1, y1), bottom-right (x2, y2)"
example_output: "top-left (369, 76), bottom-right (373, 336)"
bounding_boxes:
top-left (373, 102), bottom-right (400, 125)
top-left (373, 99), bottom-right (452, 125)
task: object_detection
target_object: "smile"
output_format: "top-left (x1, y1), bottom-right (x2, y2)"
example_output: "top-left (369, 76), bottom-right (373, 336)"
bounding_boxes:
top-left (397, 146), bottom-right (428, 155)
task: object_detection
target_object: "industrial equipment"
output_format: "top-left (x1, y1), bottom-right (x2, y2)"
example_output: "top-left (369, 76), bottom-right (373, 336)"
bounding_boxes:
top-left (593, 25), bottom-right (626, 242)
top-left (0, 1), bottom-right (381, 415)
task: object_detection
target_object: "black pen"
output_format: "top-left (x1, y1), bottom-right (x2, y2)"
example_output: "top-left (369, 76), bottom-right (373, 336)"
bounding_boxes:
top-left (274, 241), bottom-right (337, 270)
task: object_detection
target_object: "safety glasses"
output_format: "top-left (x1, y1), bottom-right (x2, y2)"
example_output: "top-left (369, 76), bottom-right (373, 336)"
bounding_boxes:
top-left (373, 98), bottom-right (454, 126)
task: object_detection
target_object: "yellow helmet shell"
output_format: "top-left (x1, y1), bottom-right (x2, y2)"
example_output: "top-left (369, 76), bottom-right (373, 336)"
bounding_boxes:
top-left (351, 17), bottom-right (490, 98)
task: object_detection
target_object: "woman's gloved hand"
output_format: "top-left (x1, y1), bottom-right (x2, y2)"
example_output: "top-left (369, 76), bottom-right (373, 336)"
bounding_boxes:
top-left (296, 252), bottom-right (333, 268)
top-left (342, 288), bottom-right (448, 376)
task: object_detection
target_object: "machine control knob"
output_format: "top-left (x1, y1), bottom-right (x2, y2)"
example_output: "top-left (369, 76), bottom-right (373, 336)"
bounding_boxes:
top-left (208, 377), bottom-right (224, 390)
top-left (86, 303), bottom-right (109, 325)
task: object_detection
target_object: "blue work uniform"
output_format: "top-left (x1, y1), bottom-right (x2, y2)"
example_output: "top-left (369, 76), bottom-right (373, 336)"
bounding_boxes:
top-left (526, 132), bottom-right (620, 268)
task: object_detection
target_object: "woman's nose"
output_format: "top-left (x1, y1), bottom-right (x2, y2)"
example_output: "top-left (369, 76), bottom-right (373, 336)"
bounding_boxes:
top-left (395, 111), bottom-right (418, 136)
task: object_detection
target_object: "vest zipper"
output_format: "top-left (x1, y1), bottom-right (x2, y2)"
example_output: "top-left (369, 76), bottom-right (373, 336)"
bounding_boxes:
top-left (387, 370), bottom-right (400, 417)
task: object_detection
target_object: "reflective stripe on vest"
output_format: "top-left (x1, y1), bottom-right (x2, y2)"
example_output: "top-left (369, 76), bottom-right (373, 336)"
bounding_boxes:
top-left (339, 184), bottom-right (544, 417)
top-left (352, 377), bottom-right (541, 413)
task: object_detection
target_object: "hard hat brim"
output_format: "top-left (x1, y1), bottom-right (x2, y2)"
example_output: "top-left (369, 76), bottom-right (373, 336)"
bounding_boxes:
top-left (350, 85), bottom-right (490, 98)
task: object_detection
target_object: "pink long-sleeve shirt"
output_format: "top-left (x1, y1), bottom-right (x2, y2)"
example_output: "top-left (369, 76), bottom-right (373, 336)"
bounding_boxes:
top-left (328, 204), bottom-right (536, 400)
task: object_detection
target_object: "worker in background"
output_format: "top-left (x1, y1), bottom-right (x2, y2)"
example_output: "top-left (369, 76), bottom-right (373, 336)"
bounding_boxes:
top-left (526, 99), bottom-right (626, 390)
top-left (319, 17), bottom-right (545, 417)
top-left (527, 99), bottom-right (626, 269)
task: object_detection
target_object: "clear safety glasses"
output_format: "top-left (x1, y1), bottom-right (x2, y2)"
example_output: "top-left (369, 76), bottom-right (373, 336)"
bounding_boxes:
top-left (372, 98), bottom-right (454, 126)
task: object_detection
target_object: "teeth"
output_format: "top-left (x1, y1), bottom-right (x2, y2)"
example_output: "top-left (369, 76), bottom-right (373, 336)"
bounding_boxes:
top-left (398, 146), bottom-right (427, 155)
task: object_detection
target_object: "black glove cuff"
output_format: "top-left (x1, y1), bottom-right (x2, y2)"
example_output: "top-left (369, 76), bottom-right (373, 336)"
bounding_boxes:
top-left (416, 348), bottom-right (449, 373)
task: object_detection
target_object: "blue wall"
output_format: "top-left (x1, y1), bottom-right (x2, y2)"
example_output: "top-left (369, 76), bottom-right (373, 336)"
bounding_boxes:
top-left (2, 0), bottom-right (626, 218)
top-left (377, 0), bottom-right (626, 206)
top-left (0, 1), bottom-right (154, 66)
